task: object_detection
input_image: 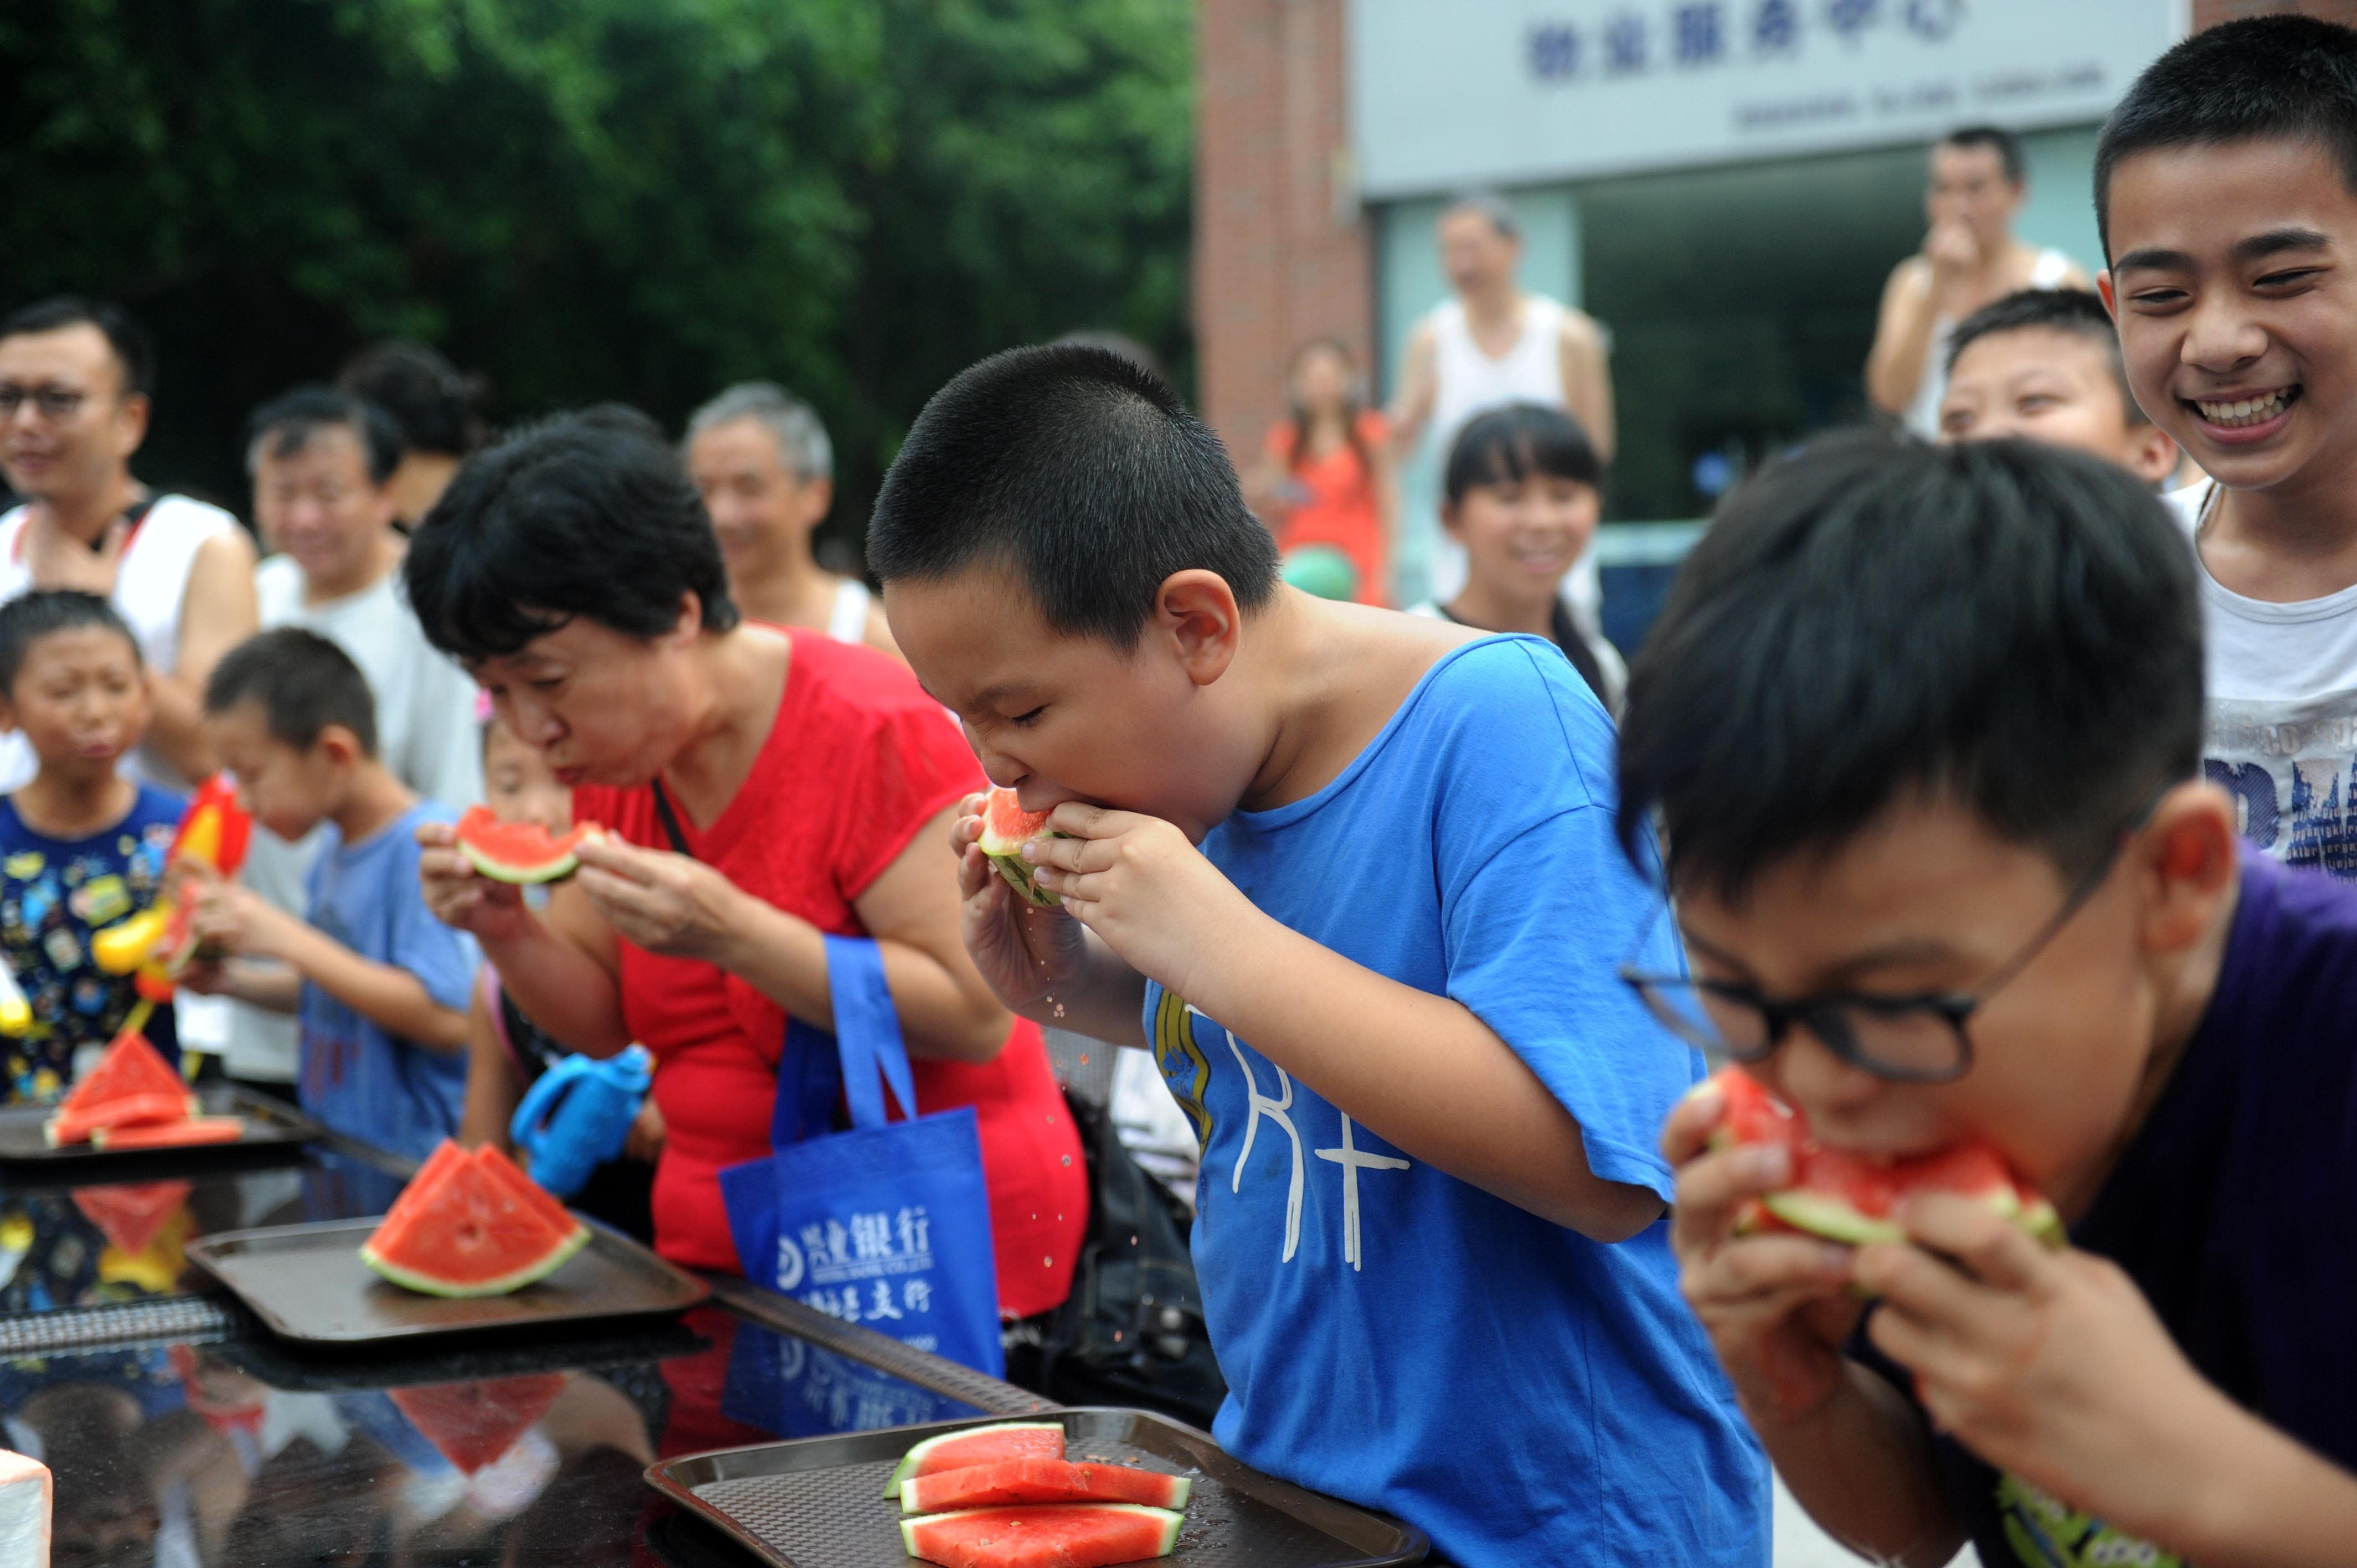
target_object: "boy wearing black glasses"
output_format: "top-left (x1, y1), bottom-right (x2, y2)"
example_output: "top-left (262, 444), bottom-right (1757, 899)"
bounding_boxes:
top-left (1621, 429), bottom-right (2357, 1566)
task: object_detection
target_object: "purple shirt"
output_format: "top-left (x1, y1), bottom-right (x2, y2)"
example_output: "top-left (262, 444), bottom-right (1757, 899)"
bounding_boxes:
top-left (1874, 854), bottom-right (2357, 1563)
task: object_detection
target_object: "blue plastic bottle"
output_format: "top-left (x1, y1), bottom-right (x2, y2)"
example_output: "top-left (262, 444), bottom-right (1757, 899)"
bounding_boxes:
top-left (509, 1044), bottom-right (653, 1198)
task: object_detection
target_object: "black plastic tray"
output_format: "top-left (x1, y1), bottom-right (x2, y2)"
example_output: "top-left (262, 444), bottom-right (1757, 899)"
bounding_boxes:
top-left (185, 1214), bottom-right (710, 1345)
top-left (0, 1082), bottom-right (321, 1164)
top-left (644, 1407), bottom-right (1429, 1567)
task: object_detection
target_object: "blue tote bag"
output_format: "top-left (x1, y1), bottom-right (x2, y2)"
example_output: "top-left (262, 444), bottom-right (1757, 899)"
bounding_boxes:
top-left (717, 933), bottom-right (1006, 1377)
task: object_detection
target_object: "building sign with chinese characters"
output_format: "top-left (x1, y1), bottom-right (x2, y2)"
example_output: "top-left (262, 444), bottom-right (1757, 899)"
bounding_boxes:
top-left (1350, 0), bottom-right (2180, 198)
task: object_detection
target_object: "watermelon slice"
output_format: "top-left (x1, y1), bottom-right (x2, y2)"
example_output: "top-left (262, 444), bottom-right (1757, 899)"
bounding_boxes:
top-left (887, 1422), bottom-right (1065, 1497)
top-left (44, 1030), bottom-right (198, 1146)
top-left (359, 1138), bottom-right (590, 1296)
top-left (977, 788), bottom-right (1064, 909)
top-left (900, 1504), bottom-right (1183, 1568)
top-left (900, 1458), bottom-right (1192, 1515)
top-left (455, 805), bottom-right (599, 885)
top-left (1704, 1067), bottom-right (2063, 1247)
top-left (70, 1180), bottom-right (193, 1257)
top-left (388, 1373), bottom-right (570, 1474)
top-left (90, 1116), bottom-right (246, 1151)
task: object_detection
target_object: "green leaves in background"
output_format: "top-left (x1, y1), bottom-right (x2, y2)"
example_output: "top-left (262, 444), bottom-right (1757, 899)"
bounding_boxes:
top-left (0, 0), bottom-right (1193, 549)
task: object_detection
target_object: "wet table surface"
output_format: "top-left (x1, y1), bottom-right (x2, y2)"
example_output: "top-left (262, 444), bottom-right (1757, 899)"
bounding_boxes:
top-left (1, 1136), bottom-right (1011, 1566)
top-left (4, 1304), bottom-right (986, 1567)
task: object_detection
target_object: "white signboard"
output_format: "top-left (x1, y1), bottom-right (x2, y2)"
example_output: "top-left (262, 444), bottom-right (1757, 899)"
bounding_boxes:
top-left (1351, 0), bottom-right (2182, 198)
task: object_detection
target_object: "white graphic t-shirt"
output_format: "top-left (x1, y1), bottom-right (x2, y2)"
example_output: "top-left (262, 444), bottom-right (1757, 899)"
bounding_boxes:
top-left (2172, 481), bottom-right (2357, 877)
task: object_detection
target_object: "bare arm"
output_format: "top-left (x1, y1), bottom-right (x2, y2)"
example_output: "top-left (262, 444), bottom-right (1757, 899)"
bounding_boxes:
top-left (1559, 312), bottom-right (1616, 461)
top-left (1866, 257), bottom-right (1943, 415)
top-left (1385, 323), bottom-right (1439, 459)
top-left (459, 986), bottom-right (523, 1150)
top-left (148, 530), bottom-right (259, 781)
top-left (565, 811), bottom-right (1012, 1064)
top-left (1762, 1363), bottom-right (1967, 1567)
top-left (270, 921), bottom-right (469, 1051)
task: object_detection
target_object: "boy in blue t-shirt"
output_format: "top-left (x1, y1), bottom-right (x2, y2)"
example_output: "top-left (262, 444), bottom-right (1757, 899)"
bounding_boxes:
top-left (0, 591), bottom-right (183, 1102)
top-left (181, 627), bottom-right (474, 1158)
top-left (1630, 432), bottom-right (2357, 1566)
top-left (869, 347), bottom-right (1765, 1566)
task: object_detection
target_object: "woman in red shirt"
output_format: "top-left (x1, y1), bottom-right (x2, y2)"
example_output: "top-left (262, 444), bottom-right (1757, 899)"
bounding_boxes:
top-left (402, 413), bottom-right (1085, 1319)
top-left (1244, 338), bottom-right (1398, 606)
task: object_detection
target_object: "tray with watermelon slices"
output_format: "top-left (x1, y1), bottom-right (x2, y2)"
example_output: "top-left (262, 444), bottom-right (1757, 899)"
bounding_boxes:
top-left (646, 1408), bottom-right (1428, 1568)
top-left (0, 1028), bottom-right (322, 1164)
top-left (186, 1139), bottom-right (708, 1345)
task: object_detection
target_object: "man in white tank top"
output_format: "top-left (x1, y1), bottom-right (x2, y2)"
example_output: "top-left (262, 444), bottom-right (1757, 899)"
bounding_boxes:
top-left (1866, 126), bottom-right (2092, 437)
top-left (1387, 192), bottom-right (1615, 617)
top-left (682, 381), bottom-right (902, 658)
top-left (0, 299), bottom-right (258, 796)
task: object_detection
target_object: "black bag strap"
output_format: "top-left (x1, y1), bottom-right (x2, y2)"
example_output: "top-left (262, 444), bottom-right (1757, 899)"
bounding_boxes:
top-left (649, 777), bottom-right (691, 857)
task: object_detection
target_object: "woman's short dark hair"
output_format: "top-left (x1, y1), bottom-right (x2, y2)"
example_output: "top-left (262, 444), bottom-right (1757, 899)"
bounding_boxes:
top-left (404, 410), bottom-right (740, 662)
top-left (1443, 402), bottom-right (1602, 507)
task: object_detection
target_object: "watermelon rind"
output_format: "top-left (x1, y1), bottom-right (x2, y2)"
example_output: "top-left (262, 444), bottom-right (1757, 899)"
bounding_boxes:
top-left (900, 1458), bottom-right (1192, 1514)
top-left (90, 1116), bottom-right (246, 1151)
top-left (899, 1504), bottom-right (1185, 1568)
top-left (980, 845), bottom-right (1063, 909)
top-left (884, 1422), bottom-right (1064, 1496)
top-left (459, 835), bottom-right (584, 886)
top-left (361, 1221), bottom-right (588, 1298)
top-left (1759, 1181), bottom-right (2025, 1249)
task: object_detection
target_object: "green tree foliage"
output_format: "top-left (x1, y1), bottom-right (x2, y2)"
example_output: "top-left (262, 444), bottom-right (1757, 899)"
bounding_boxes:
top-left (0, 0), bottom-right (1193, 549)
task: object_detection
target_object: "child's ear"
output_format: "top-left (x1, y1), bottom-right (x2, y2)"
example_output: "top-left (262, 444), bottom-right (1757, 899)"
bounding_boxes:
top-left (1151, 570), bottom-right (1243, 689)
top-left (0, 695), bottom-right (19, 737)
top-left (2134, 781), bottom-right (2238, 956)
top-left (2127, 422), bottom-right (2181, 488)
top-left (316, 724), bottom-right (364, 770)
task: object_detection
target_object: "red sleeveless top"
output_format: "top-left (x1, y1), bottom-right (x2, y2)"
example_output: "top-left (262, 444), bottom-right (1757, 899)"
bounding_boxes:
top-left (572, 629), bottom-right (1086, 1317)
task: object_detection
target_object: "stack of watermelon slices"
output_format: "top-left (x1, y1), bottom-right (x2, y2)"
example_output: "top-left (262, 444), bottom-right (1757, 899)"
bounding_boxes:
top-left (43, 1028), bottom-right (244, 1150)
top-left (361, 1141), bottom-right (590, 1297)
top-left (893, 1422), bottom-right (1191, 1568)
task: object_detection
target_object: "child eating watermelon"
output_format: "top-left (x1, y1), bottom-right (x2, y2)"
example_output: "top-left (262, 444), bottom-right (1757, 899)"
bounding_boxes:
top-left (868, 345), bottom-right (1765, 1568)
top-left (0, 590), bottom-right (186, 1103)
top-left (1625, 431), bottom-right (2357, 1565)
top-left (182, 628), bottom-right (476, 1159)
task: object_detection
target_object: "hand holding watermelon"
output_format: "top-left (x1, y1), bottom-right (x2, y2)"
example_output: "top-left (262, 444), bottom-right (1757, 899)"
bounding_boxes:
top-left (568, 832), bottom-right (752, 966)
top-left (996, 798), bottom-right (1264, 1005)
top-left (1660, 1080), bottom-right (1864, 1424)
top-left (951, 792), bottom-right (1090, 1015)
top-left (415, 820), bottom-right (539, 943)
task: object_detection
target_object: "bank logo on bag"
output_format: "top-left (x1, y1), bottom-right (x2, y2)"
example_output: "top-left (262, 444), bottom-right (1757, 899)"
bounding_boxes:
top-left (780, 1205), bottom-right (943, 1349)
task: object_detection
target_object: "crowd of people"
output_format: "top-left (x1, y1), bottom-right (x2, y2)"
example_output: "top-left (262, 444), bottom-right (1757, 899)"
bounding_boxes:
top-left (4, 11), bottom-right (2357, 1568)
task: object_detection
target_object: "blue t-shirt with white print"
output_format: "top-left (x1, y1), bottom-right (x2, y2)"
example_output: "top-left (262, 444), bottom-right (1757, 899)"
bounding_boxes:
top-left (1142, 636), bottom-right (1765, 1568)
top-left (301, 800), bottom-right (476, 1159)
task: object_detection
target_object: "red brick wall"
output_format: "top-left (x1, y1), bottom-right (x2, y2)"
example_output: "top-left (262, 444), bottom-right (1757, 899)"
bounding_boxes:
top-left (2194, 0), bottom-right (2357, 24)
top-left (1193, 0), bottom-right (1372, 466)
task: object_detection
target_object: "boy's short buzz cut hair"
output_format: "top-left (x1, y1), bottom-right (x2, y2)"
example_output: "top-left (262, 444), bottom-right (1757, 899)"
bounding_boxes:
top-left (205, 627), bottom-right (379, 757)
top-left (1617, 430), bottom-right (2201, 901)
top-left (2096, 15), bottom-right (2357, 260)
top-left (1945, 288), bottom-right (2148, 426)
top-left (0, 591), bottom-right (139, 697)
top-left (866, 344), bottom-right (1279, 649)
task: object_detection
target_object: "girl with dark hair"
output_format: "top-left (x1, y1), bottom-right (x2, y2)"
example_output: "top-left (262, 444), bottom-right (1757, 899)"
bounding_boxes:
top-left (1244, 340), bottom-right (1396, 605)
top-left (405, 413), bottom-right (1086, 1321)
top-left (1408, 402), bottom-right (1624, 714)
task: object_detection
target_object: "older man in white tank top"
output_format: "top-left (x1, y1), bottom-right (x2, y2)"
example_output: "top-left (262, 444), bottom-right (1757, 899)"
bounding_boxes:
top-left (1388, 192), bottom-right (1615, 615)
top-left (0, 300), bottom-right (258, 796)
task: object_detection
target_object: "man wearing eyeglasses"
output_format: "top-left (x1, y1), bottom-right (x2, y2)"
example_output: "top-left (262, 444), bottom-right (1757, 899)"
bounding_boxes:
top-left (0, 296), bottom-right (257, 793)
top-left (1618, 429), bottom-right (2357, 1567)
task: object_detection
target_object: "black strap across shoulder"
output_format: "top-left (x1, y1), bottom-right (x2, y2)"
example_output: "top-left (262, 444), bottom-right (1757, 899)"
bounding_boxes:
top-left (649, 777), bottom-right (691, 857)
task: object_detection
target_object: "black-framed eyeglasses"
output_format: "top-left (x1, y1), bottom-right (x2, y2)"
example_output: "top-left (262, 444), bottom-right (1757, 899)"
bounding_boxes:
top-left (1618, 793), bottom-right (2163, 1084)
top-left (0, 385), bottom-right (90, 422)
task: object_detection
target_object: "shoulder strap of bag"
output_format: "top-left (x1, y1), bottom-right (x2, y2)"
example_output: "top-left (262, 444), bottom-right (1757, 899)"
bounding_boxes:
top-left (652, 776), bottom-right (917, 1140)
